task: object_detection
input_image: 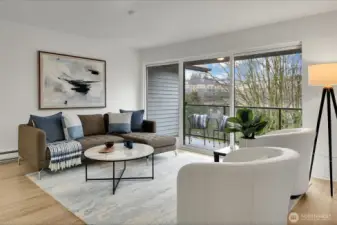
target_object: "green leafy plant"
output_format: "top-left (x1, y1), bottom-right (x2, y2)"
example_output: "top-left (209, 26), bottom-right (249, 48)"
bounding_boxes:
top-left (224, 108), bottom-right (268, 139)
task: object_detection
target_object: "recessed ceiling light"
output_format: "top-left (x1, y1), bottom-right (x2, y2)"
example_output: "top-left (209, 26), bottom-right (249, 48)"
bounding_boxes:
top-left (217, 57), bottom-right (225, 61)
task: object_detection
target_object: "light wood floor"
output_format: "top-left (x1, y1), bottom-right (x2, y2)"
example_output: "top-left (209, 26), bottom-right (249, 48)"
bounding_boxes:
top-left (289, 179), bottom-right (337, 225)
top-left (0, 160), bottom-right (84, 225)
top-left (1, 160), bottom-right (336, 225)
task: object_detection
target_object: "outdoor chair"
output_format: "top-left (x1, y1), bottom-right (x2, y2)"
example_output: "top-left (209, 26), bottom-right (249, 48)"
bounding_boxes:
top-left (187, 114), bottom-right (210, 145)
top-left (213, 115), bottom-right (230, 147)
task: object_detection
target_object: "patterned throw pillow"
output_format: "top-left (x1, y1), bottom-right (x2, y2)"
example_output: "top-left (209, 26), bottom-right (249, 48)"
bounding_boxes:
top-left (29, 112), bottom-right (65, 143)
top-left (191, 114), bottom-right (208, 129)
top-left (119, 109), bottom-right (145, 132)
top-left (108, 112), bottom-right (132, 133)
top-left (219, 115), bottom-right (229, 131)
top-left (62, 114), bottom-right (84, 140)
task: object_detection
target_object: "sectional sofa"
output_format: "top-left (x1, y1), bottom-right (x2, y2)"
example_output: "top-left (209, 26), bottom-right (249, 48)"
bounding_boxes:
top-left (18, 114), bottom-right (176, 171)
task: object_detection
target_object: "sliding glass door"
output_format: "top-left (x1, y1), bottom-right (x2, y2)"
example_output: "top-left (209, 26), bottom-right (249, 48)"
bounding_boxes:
top-left (183, 57), bottom-right (232, 150)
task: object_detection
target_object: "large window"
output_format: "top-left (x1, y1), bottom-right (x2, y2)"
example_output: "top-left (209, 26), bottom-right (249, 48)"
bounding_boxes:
top-left (234, 49), bottom-right (302, 133)
top-left (181, 47), bottom-right (302, 151)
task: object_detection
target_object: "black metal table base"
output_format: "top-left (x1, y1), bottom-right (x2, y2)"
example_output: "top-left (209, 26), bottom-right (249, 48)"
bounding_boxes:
top-left (85, 153), bottom-right (154, 195)
top-left (213, 151), bottom-right (227, 162)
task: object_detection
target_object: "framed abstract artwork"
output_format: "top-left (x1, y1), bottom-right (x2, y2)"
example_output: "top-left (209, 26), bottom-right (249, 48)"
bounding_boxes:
top-left (38, 51), bottom-right (106, 109)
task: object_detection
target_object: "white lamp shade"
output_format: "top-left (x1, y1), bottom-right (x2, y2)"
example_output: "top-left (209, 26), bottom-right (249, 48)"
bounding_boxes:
top-left (308, 63), bottom-right (337, 86)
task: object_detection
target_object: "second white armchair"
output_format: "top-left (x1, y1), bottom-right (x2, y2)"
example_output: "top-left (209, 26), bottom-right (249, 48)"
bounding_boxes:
top-left (243, 128), bottom-right (315, 198)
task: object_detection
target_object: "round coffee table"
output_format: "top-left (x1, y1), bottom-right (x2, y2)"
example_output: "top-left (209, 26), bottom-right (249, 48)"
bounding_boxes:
top-left (84, 143), bottom-right (154, 194)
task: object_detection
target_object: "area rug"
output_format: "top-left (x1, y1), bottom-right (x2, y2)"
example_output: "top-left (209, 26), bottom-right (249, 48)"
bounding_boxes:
top-left (27, 151), bottom-right (299, 225)
top-left (27, 151), bottom-right (211, 225)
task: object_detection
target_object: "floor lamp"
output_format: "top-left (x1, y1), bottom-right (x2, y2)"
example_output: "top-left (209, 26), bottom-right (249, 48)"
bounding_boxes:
top-left (308, 63), bottom-right (337, 197)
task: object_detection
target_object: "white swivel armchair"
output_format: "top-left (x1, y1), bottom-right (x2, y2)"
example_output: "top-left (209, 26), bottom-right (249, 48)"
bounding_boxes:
top-left (177, 147), bottom-right (299, 225)
top-left (244, 128), bottom-right (315, 198)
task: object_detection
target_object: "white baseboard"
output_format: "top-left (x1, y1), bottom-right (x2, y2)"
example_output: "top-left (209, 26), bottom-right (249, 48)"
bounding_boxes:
top-left (0, 152), bottom-right (18, 162)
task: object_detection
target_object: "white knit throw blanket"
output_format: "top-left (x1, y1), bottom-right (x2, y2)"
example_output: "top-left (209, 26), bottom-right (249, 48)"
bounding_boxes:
top-left (47, 140), bottom-right (82, 172)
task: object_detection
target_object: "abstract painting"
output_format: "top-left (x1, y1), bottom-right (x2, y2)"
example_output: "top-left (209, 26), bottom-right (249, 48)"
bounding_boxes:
top-left (38, 51), bottom-right (106, 109)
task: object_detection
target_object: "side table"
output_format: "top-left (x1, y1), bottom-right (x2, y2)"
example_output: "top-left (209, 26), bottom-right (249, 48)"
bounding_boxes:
top-left (213, 150), bottom-right (227, 162)
top-left (213, 145), bottom-right (239, 162)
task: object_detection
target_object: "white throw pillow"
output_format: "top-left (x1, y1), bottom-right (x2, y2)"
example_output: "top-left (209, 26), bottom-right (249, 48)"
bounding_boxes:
top-left (61, 114), bottom-right (84, 140)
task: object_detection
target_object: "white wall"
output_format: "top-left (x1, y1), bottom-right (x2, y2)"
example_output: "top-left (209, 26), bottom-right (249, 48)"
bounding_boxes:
top-left (0, 20), bottom-right (140, 155)
top-left (140, 10), bottom-right (337, 181)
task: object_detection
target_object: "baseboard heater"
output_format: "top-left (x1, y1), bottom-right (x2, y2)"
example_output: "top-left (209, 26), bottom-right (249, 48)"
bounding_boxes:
top-left (0, 150), bottom-right (18, 155)
top-left (0, 150), bottom-right (18, 163)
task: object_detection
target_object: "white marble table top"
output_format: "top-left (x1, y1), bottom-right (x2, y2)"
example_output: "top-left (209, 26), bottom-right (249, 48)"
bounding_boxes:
top-left (84, 143), bottom-right (154, 162)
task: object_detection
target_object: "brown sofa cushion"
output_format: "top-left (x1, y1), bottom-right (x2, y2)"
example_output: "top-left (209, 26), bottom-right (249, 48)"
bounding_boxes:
top-left (78, 114), bottom-right (106, 136)
top-left (78, 135), bottom-right (124, 151)
top-left (119, 132), bottom-right (176, 148)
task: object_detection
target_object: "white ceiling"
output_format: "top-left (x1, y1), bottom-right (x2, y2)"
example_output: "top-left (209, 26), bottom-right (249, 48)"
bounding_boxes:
top-left (1, 0), bottom-right (337, 49)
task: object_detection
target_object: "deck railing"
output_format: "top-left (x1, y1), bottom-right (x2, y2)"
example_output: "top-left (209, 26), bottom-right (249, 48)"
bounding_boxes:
top-left (184, 103), bottom-right (302, 143)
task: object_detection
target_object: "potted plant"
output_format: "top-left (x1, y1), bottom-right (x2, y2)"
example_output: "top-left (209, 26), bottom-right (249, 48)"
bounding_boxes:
top-left (224, 108), bottom-right (268, 148)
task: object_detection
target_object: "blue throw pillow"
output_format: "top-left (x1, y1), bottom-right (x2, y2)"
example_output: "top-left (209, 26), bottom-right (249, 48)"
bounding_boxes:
top-left (120, 109), bottom-right (144, 132)
top-left (29, 112), bottom-right (65, 143)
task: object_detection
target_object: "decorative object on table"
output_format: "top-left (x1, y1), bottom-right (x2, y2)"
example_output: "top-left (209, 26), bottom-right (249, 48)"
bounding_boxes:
top-left (99, 148), bottom-right (114, 154)
top-left (187, 114), bottom-right (210, 145)
top-left (107, 112), bottom-right (132, 133)
top-left (38, 51), bottom-right (106, 109)
top-left (105, 141), bottom-right (114, 149)
top-left (224, 108), bottom-right (268, 143)
top-left (124, 140), bottom-right (133, 149)
top-left (99, 142), bottom-right (115, 153)
top-left (29, 112), bottom-right (65, 143)
top-left (120, 109), bottom-right (145, 132)
top-left (308, 63), bottom-right (337, 197)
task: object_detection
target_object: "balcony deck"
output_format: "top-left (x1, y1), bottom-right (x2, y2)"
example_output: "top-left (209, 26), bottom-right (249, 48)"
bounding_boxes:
top-left (183, 104), bottom-right (302, 151)
top-left (184, 136), bottom-right (229, 151)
